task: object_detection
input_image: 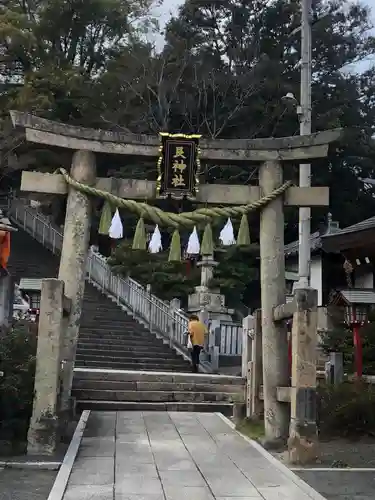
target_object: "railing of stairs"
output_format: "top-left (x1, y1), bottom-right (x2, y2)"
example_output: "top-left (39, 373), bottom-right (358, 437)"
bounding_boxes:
top-left (9, 199), bottom-right (242, 361)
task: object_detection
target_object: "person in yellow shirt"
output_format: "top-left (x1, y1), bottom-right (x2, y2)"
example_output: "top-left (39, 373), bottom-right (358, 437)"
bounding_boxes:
top-left (188, 314), bottom-right (207, 373)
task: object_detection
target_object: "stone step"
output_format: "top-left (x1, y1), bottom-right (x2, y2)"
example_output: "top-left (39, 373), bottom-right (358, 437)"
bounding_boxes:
top-left (77, 336), bottom-right (165, 346)
top-left (75, 360), bottom-right (189, 371)
top-left (81, 302), bottom-right (124, 309)
top-left (82, 316), bottom-right (139, 325)
top-left (80, 320), bottom-right (144, 327)
top-left (74, 368), bottom-right (245, 386)
top-left (76, 342), bottom-right (172, 353)
top-left (78, 331), bottom-right (160, 339)
top-left (80, 324), bottom-right (146, 332)
top-left (73, 379), bottom-right (245, 394)
top-left (76, 348), bottom-right (182, 359)
top-left (75, 400), bottom-right (235, 415)
top-left (75, 353), bottom-right (184, 364)
top-left (79, 326), bottom-right (148, 334)
top-left (78, 334), bottom-right (154, 343)
top-left (76, 341), bottom-right (172, 351)
top-left (82, 308), bottom-right (126, 321)
top-left (72, 389), bottom-right (243, 403)
top-left (81, 318), bottom-right (140, 331)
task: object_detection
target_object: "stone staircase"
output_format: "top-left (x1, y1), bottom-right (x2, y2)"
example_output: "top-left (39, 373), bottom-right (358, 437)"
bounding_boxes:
top-left (72, 369), bottom-right (245, 415)
top-left (8, 223), bottom-right (245, 414)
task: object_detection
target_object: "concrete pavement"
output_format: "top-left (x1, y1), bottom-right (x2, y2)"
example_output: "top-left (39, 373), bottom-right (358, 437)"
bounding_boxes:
top-left (62, 411), bottom-right (326, 500)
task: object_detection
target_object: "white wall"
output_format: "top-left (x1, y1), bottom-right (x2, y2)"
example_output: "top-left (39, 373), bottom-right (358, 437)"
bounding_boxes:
top-left (285, 254), bottom-right (323, 306)
top-left (310, 256), bottom-right (323, 306)
top-left (354, 266), bottom-right (374, 289)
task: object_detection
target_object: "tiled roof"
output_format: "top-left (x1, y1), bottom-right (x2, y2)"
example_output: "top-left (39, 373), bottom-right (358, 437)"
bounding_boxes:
top-left (284, 214), bottom-right (375, 257)
top-left (284, 231), bottom-right (321, 257)
top-left (339, 289), bottom-right (375, 305)
top-left (19, 278), bottom-right (42, 291)
top-left (322, 216), bottom-right (375, 239)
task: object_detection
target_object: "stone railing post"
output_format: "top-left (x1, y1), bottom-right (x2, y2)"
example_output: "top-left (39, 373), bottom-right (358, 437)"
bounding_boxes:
top-left (0, 272), bottom-right (13, 328)
top-left (168, 298), bottom-right (181, 347)
top-left (199, 307), bottom-right (210, 362)
top-left (288, 288), bottom-right (319, 464)
top-left (242, 315), bottom-right (254, 378)
top-left (27, 279), bottom-right (65, 455)
top-left (146, 284), bottom-right (152, 332)
top-left (209, 319), bottom-right (221, 372)
top-left (242, 311), bottom-right (263, 419)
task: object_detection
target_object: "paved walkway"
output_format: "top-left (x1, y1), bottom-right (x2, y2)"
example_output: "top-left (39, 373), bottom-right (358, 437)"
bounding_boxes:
top-left (63, 411), bottom-right (325, 500)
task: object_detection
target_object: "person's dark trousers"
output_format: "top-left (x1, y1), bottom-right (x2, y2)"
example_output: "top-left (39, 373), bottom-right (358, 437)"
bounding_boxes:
top-left (191, 345), bottom-right (202, 373)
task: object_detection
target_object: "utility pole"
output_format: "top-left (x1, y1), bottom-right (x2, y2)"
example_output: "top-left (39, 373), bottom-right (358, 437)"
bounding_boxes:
top-left (296, 0), bottom-right (312, 289)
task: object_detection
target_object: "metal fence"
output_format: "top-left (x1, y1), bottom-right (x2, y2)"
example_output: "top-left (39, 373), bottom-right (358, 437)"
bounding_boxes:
top-left (9, 199), bottom-right (242, 358)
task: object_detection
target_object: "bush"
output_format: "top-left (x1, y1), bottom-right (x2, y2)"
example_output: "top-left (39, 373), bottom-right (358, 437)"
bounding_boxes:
top-left (317, 381), bottom-right (375, 438)
top-left (321, 310), bottom-right (375, 375)
top-left (0, 320), bottom-right (37, 442)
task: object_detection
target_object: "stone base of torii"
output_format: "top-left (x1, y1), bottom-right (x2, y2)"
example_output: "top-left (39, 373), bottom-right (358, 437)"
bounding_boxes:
top-left (10, 110), bottom-right (342, 463)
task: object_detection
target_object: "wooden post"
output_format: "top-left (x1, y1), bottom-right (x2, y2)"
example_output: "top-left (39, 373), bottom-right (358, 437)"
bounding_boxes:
top-left (288, 288), bottom-right (319, 464)
top-left (59, 150), bottom-right (96, 412)
top-left (27, 279), bottom-right (64, 455)
top-left (259, 160), bottom-right (289, 444)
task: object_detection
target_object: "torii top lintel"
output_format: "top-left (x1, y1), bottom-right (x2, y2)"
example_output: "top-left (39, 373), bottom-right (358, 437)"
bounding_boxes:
top-left (10, 111), bottom-right (343, 163)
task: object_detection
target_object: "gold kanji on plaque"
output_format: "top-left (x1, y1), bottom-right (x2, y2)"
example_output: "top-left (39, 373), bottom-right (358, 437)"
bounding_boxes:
top-left (173, 146), bottom-right (186, 159)
top-left (156, 132), bottom-right (202, 200)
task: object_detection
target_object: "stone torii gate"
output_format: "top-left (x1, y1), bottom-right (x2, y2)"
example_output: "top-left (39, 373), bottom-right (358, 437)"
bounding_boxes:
top-left (10, 111), bottom-right (341, 452)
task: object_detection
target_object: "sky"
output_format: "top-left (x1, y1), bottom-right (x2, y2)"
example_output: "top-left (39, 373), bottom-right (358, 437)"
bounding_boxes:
top-left (153, 0), bottom-right (375, 61)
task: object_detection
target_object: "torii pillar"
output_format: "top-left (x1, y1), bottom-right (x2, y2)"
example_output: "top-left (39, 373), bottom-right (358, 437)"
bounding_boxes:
top-left (58, 150), bottom-right (96, 412)
top-left (10, 111), bottom-right (341, 441)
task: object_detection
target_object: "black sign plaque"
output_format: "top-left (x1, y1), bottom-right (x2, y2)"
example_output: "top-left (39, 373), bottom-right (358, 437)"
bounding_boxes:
top-left (157, 133), bottom-right (201, 200)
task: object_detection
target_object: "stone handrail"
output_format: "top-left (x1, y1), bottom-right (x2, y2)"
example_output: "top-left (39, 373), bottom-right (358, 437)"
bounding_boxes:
top-left (8, 199), bottom-right (242, 367)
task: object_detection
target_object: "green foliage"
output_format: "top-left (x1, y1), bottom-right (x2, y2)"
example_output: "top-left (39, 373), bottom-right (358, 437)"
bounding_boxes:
top-left (236, 418), bottom-right (264, 440)
top-left (1, 0), bottom-right (375, 240)
top-left (318, 381), bottom-right (375, 437)
top-left (321, 316), bottom-right (375, 375)
top-left (212, 246), bottom-right (260, 310)
top-left (0, 321), bottom-right (37, 442)
top-left (109, 241), bottom-right (200, 305)
top-left (109, 241), bottom-right (259, 310)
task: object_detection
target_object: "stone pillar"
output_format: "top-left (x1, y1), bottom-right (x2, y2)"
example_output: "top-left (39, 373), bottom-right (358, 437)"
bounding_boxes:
top-left (243, 311), bottom-right (263, 419)
top-left (259, 160), bottom-right (289, 444)
top-left (251, 310), bottom-right (263, 419)
top-left (200, 255), bottom-right (216, 287)
top-left (59, 150), bottom-right (96, 412)
top-left (288, 288), bottom-right (319, 464)
top-left (0, 272), bottom-right (13, 327)
top-left (329, 352), bottom-right (344, 385)
top-left (198, 307), bottom-right (210, 362)
top-left (168, 298), bottom-right (181, 347)
top-left (242, 315), bottom-right (254, 378)
top-left (208, 319), bottom-right (220, 372)
top-left (188, 255), bottom-right (233, 321)
top-left (27, 279), bottom-right (64, 455)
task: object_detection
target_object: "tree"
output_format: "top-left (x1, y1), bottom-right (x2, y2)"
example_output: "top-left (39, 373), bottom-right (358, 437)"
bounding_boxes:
top-left (2, 0), bottom-right (375, 242)
top-left (0, 0), bottom-right (159, 183)
top-left (0, 0), bottom-right (158, 123)
top-left (160, 0), bottom-right (375, 235)
top-left (108, 238), bottom-right (260, 311)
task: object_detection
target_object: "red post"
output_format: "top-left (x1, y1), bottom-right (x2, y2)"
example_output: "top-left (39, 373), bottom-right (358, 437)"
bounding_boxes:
top-left (353, 325), bottom-right (363, 378)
